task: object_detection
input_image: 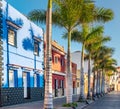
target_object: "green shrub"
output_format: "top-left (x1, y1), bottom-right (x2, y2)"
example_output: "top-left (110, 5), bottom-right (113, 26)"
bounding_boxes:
top-left (62, 102), bottom-right (78, 107)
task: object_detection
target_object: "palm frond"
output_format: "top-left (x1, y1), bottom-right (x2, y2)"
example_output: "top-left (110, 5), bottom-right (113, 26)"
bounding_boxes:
top-left (87, 26), bottom-right (104, 38)
top-left (85, 26), bottom-right (104, 44)
top-left (94, 7), bottom-right (114, 23)
top-left (62, 30), bottom-right (83, 43)
top-left (28, 9), bottom-right (46, 24)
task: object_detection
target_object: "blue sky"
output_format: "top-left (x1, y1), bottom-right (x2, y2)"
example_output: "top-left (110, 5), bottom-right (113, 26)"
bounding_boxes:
top-left (6, 0), bottom-right (120, 66)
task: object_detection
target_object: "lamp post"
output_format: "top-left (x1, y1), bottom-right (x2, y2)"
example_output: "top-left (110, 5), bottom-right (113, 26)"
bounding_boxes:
top-left (43, 0), bottom-right (53, 109)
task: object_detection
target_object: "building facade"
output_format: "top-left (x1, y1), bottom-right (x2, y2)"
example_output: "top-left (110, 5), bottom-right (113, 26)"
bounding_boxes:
top-left (51, 41), bottom-right (77, 97)
top-left (0, 1), bottom-right (44, 106)
top-left (71, 51), bottom-right (93, 95)
top-left (71, 62), bottom-right (77, 94)
top-left (110, 67), bottom-right (120, 91)
top-left (52, 41), bottom-right (66, 97)
top-left (71, 51), bottom-right (88, 94)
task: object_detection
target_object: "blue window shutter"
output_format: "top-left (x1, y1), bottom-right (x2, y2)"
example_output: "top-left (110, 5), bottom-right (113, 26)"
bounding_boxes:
top-left (41, 75), bottom-right (44, 87)
top-left (39, 75), bottom-right (41, 87)
top-left (27, 72), bottom-right (30, 87)
top-left (42, 75), bottom-right (44, 87)
top-left (14, 70), bottom-right (18, 87)
top-left (37, 74), bottom-right (40, 87)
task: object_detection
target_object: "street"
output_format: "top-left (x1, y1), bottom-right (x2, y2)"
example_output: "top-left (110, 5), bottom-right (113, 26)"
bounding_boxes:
top-left (84, 91), bottom-right (120, 109)
top-left (0, 94), bottom-right (81, 109)
top-left (0, 92), bottom-right (120, 109)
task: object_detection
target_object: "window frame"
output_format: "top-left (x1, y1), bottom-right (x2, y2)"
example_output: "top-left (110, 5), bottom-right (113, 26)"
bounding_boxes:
top-left (34, 40), bottom-right (39, 56)
top-left (54, 56), bottom-right (58, 63)
top-left (9, 70), bottom-right (14, 87)
top-left (34, 73), bottom-right (40, 87)
top-left (8, 69), bottom-right (18, 87)
top-left (34, 73), bottom-right (37, 87)
top-left (77, 82), bottom-right (79, 87)
top-left (8, 29), bottom-right (17, 47)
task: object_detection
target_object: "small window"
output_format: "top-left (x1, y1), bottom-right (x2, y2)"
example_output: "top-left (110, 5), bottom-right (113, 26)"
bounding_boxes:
top-left (8, 29), bottom-right (16, 46)
top-left (54, 56), bottom-right (58, 63)
top-left (61, 59), bottom-right (64, 66)
top-left (9, 70), bottom-right (14, 87)
top-left (55, 79), bottom-right (58, 89)
top-left (34, 40), bottom-right (39, 56)
top-left (77, 82), bottom-right (79, 87)
top-left (60, 80), bottom-right (64, 88)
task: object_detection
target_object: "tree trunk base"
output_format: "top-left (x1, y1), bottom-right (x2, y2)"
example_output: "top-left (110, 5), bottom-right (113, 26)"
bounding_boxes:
top-left (78, 95), bottom-right (86, 102)
top-left (87, 93), bottom-right (92, 100)
top-left (92, 94), bottom-right (97, 100)
top-left (96, 93), bottom-right (101, 98)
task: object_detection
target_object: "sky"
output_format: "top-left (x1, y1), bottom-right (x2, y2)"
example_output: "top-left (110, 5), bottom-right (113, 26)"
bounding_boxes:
top-left (6, 0), bottom-right (120, 66)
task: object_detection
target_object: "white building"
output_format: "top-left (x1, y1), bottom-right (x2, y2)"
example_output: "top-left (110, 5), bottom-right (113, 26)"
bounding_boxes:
top-left (71, 51), bottom-right (89, 94)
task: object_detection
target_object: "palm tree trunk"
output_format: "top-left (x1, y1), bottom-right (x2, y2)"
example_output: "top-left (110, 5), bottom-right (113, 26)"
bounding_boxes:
top-left (44, 0), bottom-right (53, 108)
top-left (99, 71), bottom-right (102, 95)
top-left (79, 43), bottom-right (85, 101)
top-left (96, 70), bottom-right (99, 96)
top-left (66, 30), bottom-right (73, 103)
top-left (92, 71), bottom-right (96, 98)
top-left (87, 54), bottom-right (91, 99)
top-left (101, 69), bottom-right (105, 94)
top-left (98, 70), bottom-right (101, 96)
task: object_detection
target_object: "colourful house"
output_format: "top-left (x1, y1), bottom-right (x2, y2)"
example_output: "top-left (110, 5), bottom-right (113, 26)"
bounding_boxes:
top-left (51, 40), bottom-right (77, 97)
top-left (72, 62), bottom-right (77, 94)
top-left (0, 1), bottom-right (44, 106)
top-left (71, 51), bottom-right (93, 95)
top-left (110, 67), bottom-right (120, 91)
top-left (51, 40), bottom-right (66, 97)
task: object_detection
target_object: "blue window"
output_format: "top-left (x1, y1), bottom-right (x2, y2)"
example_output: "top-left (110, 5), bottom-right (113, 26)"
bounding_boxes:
top-left (9, 70), bottom-right (18, 87)
top-left (8, 29), bottom-right (17, 47)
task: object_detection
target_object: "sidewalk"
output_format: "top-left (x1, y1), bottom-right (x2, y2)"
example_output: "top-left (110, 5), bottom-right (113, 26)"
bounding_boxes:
top-left (0, 94), bottom-right (94, 109)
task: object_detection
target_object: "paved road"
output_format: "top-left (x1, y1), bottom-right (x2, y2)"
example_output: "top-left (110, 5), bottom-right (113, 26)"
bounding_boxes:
top-left (1, 92), bottom-right (120, 109)
top-left (84, 91), bottom-right (120, 109)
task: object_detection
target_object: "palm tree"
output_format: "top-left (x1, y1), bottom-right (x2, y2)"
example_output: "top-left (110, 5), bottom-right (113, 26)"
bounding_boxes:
top-left (63, 25), bottom-right (112, 101)
top-left (63, 25), bottom-right (105, 101)
top-left (29, 0), bottom-right (84, 103)
top-left (99, 55), bottom-right (117, 94)
top-left (73, 5), bottom-right (114, 101)
top-left (28, 0), bottom-right (114, 103)
top-left (52, 0), bottom-right (84, 103)
top-left (44, 0), bottom-right (53, 109)
top-left (98, 48), bottom-right (115, 95)
top-left (79, 6), bottom-right (114, 100)
top-left (92, 46), bottom-right (116, 97)
top-left (86, 41), bottom-right (100, 99)
top-left (85, 34), bottom-right (111, 99)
